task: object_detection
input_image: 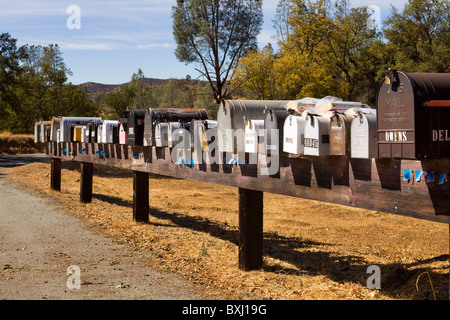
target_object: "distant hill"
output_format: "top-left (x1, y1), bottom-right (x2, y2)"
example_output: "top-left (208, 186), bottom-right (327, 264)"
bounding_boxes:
top-left (80, 78), bottom-right (171, 95)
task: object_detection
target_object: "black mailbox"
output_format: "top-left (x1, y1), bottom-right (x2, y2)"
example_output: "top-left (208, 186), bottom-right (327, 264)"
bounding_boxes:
top-left (143, 108), bottom-right (208, 146)
top-left (127, 109), bottom-right (146, 146)
top-left (377, 70), bottom-right (450, 159)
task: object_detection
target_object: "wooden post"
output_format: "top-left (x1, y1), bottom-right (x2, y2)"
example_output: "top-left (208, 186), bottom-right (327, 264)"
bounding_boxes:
top-left (80, 162), bottom-right (93, 203)
top-left (50, 158), bottom-right (61, 191)
top-left (238, 188), bottom-right (263, 271)
top-left (133, 171), bottom-right (149, 223)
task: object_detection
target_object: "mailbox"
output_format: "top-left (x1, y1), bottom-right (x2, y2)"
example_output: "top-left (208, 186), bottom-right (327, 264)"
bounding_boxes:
top-left (119, 115), bottom-right (128, 145)
top-left (50, 117), bottom-right (102, 142)
top-left (244, 119), bottom-right (264, 153)
top-left (283, 115), bottom-right (306, 155)
top-left (190, 119), bottom-right (217, 152)
top-left (329, 112), bottom-right (352, 156)
top-left (264, 109), bottom-right (289, 154)
top-left (155, 122), bottom-right (169, 147)
top-left (168, 122), bottom-right (191, 148)
top-left (377, 70), bottom-right (450, 159)
top-left (73, 125), bottom-right (84, 142)
top-left (217, 100), bottom-right (289, 153)
top-left (34, 122), bottom-right (42, 143)
top-left (87, 122), bottom-right (99, 143)
top-left (303, 114), bottom-right (330, 156)
top-left (143, 108), bottom-right (208, 146)
top-left (127, 109), bottom-right (146, 146)
top-left (98, 120), bottom-right (119, 144)
top-left (349, 109), bottom-right (377, 159)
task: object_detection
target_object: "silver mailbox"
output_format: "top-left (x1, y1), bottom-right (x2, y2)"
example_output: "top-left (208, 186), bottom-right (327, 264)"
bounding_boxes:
top-left (244, 119), bottom-right (264, 153)
top-left (155, 122), bottom-right (169, 147)
top-left (264, 109), bottom-right (289, 154)
top-left (304, 114), bottom-right (330, 156)
top-left (283, 115), bottom-right (306, 155)
top-left (168, 122), bottom-right (191, 148)
top-left (97, 120), bottom-right (119, 144)
top-left (348, 109), bottom-right (377, 159)
top-left (217, 100), bottom-right (288, 153)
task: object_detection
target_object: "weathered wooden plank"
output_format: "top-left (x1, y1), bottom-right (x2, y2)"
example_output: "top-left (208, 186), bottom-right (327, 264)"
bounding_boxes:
top-left (238, 188), bottom-right (263, 271)
top-left (48, 142), bottom-right (450, 224)
top-left (50, 157), bottom-right (61, 191)
top-left (133, 170), bottom-right (149, 223)
top-left (80, 162), bottom-right (93, 203)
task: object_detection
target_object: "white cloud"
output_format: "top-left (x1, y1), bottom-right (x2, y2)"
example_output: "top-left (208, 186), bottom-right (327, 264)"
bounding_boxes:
top-left (59, 42), bottom-right (116, 51)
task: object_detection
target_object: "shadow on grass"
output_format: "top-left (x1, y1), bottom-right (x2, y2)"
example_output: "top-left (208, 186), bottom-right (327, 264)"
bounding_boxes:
top-left (92, 192), bottom-right (449, 300)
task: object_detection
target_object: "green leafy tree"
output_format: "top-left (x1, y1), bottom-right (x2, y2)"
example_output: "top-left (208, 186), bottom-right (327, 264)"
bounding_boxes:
top-left (383, 0), bottom-right (450, 73)
top-left (172, 0), bottom-right (263, 103)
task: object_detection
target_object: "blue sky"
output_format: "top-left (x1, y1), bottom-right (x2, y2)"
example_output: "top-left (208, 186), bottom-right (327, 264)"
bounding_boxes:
top-left (0, 0), bottom-right (409, 85)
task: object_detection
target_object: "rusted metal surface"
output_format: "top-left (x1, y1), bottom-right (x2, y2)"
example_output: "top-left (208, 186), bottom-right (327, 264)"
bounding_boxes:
top-left (377, 70), bottom-right (450, 159)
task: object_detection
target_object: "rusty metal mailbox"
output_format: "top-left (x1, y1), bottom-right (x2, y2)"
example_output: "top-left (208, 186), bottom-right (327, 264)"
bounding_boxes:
top-left (283, 115), bottom-right (306, 155)
top-left (143, 108), bottom-right (208, 147)
top-left (349, 109), bottom-right (377, 159)
top-left (303, 114), bottom-right (330, 156)
top-left (264, 109), bottom-right (289, 154)
top-left (377, 70), bottom-right (450, 159)
top-left (329, 112), bottom-right (351, 156)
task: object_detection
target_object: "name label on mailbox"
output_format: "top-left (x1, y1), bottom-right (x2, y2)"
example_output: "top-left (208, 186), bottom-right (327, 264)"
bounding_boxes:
top-left (385, 131), bottom-right (407, 142)
top-left (432, 130), bottom-right (450, 142)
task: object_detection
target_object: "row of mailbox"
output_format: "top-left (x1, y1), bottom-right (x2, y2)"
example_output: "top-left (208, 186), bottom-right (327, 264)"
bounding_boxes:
top-left (36, 70), bottom-right (450, 160)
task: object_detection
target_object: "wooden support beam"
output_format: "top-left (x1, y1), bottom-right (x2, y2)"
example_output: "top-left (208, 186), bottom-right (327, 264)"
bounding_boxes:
top-left (133, 171), bottom-right (149, 223)
top-left (80, 162), bottom-right (93, 203)
top-left (50, 158), bottom-right (61, 191)
top-left (238, 188), bottom-right (263, 271)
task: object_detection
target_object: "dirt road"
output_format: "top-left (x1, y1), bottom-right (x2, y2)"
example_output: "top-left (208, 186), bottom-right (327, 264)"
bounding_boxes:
top-left (0, 155), bottom-right (203, 300)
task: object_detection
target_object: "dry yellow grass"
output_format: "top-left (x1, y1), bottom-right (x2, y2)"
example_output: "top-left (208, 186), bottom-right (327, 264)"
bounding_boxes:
top-left (4, 161), bottom-right (449, 300)
top-left (0, 134), bottom-right (46, 155)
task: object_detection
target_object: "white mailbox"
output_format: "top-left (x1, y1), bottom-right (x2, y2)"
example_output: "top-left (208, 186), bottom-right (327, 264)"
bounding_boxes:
top-left (349, 109), bottom-right (377, 159)
top-left (303, 114), bottom-right (330, 156)
top-left (283, 115), bottom-right (306, 155)
top-left (100, 120), bottom-right (119, 144)
top-left (155, 122), bottom-right (169, 147)
top-left (244, 119), bottom-right (264, 153)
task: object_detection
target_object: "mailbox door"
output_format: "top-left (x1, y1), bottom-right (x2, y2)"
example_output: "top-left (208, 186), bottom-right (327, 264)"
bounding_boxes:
top-left (156, 123), bottom-right (169, 147)
top-left (245, 119), bottom-right (264, 153)
top-left (304, 116), bottom-right (330, 156)
top-left (329, 113), bottom-right (350, 156)
top-left (265, 110), bottom-right (288, 154)
top-left (283, 115), bottom-right (305, 155)
top-left (377, 72), bottom-right (415, 158)
top-left (351, 113), bottom-right (377, 159)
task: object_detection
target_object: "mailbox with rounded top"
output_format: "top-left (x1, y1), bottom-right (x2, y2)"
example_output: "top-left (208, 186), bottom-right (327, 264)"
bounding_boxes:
top-left (127, 109), bottom-right (146, 146)
top-left (329, 112), bottom-right (351, 156)
top-left (349, 109), bottom-right (377, 159)
top-left (155, 122), bottom-right (169, 147)
top-left (244, 119), bottom-right (264, 154)
top-left (283, 115), bottom-right (306, 155)
top-left (217, 100), bottom-right (289, 153)
top-left (303, 114), bottom-right (330, 156)
top-left (377, 70), bottom-right (450, 159)
top-left (264, 109), bottom-right (289, 154)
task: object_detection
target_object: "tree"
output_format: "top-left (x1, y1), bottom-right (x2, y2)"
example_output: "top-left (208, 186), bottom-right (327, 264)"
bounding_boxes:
top-left (172, 0), bottom-right (263, 103)
top-left (383, 0), bottom-right (450, 73)
top-left (0, 33), bottom-right (26, 124)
